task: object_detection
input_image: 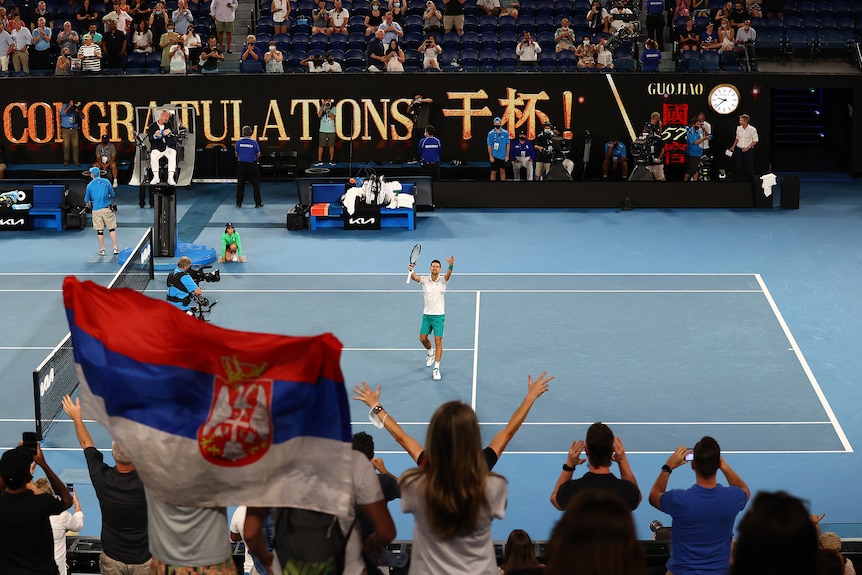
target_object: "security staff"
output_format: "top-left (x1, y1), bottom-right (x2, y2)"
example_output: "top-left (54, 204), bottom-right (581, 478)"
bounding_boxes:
top-left (166, 256), bottom-right (202, 312)
top-left (487, 116), bottom-right (510, 181)
top-left (235, 125), bottom-right (262, 208)
top-left (645, 0), bottom-right (665, 51)
top-left (418, 124), bottom-right (441, 181)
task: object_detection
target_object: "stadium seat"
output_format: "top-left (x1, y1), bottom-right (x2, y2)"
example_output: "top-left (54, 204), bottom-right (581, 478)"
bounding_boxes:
top-left (462, 15), bottom-right (480, 34)
top-left (536, 0), bottom-right (554, 16)
top-left (680, 49), bottom-right (701, 71)
top-left (329, 32), bottom-right (348, 50)
top-left (479, 15), bottom-right (498, 34)
top-left (535, 14), bottom-right (554, 33)
top-left (404, 14), bottom-right (424, 33)
top-left (256, 32), bottom-right (273, 44)
top-left (479, 48), bottom-right (498, 70)
top-left (310, 32), bottom-right (329, 51)
top-left (126, 52), bottom-right (147, 73)
top-left (613, 53), bottom-right (636, 71)
top-left (352, 0), bottom-right (370, 15)
top-left (458, 47), bottom-right (479, 70)
top-left (403, 31), bottom-right (423, 49)
top-left (240, 58), bottom-right (264, 72)
top-left (784, 15), bottom-right (804, 29)
top-left (515, 15), bottom-right (535, 35)
top-left (817, 15), bottom-right (837, 30)
top-left (538, 50), bottom-right (557, 71)
top-left (518, 0), bottom-right (535, 18)
top-left (498, 15), bottom-right (516, 33)
top-left (557, 49), bottom-right (576, 71)
top-left (291, 31), bottom-right (310, 51)
top-left (347, 32), bottom-right (367, 50)
top-left (460, 31), bottom-right (480, 50)
top-left (438, 49), bottom-right (457, 67)
top-left (499, 31), bottom-right (518, 49)
top-left (479, 31), bottom-right (499, 50)
top-left (700, 49), bottom-right (720, 71)
top-left (348, 15), bottom-right (366, 33)
top-left (344, 48), bottom-right (366, 68)
top-left (441, 31), bottom-right (461, 51)
top-left (499, 47), bottom-right (518, 70)
top-left (536, 30), bottom-right (555, 50)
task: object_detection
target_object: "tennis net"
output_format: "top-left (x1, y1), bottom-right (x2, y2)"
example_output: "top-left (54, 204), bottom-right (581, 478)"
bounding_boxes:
top-left (32, 227), bottom-right (155, 439)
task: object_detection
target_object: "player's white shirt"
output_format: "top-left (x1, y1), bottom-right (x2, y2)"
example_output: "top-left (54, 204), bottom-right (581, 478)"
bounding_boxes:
top-left (420, 275), bottom-right (447, 315)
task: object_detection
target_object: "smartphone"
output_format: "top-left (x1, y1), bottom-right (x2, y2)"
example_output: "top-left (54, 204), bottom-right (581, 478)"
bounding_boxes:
top-left (66, 483), bottom-right (75, 494)
top-left (685, 448), bottom-right (694, 461)
top-left (22, 432), bottom-right (38, 457)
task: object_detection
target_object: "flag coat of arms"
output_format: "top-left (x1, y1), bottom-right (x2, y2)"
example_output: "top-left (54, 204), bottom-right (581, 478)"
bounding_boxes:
top-left (63, 277), bottom-right (353, 515)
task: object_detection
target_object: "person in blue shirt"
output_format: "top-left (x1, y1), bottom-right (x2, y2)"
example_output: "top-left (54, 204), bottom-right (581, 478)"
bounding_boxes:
top-left (235, 125), bottom-right (262, 208)
top-left (83, 166), bottom-right (118, 256)
top-left (418, 124), bottom-right (441, 180)
top-left (602, 136), bottom-right (629, 179)
top-left (60, 100), bottom-right (81, 165)
top-left (640, 38), bottom-right (661, 72)
top-left (166, 256), bottom-right (202, 312)
top-left (645, 0), bottom-right (664, 51)
top-left (487, 116), bottom-right (510, 181)
top-left (684, 117), bottom-right (710, 181)
top-left (509, 130), bottom-right (535, 181)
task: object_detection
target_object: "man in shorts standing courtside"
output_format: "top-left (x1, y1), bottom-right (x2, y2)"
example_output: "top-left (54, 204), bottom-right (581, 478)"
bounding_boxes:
top-left (84, 166), bottom-right (118, 256)
top-left (408, 255), bottom-right (454, 381)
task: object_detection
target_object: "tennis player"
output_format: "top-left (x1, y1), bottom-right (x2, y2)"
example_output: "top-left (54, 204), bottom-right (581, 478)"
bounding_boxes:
top-left (408, 255), bottom-right (454, 381)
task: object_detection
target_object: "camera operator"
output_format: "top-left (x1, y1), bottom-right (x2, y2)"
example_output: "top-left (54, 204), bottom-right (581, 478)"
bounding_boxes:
top-left (314, 98), bottom-right (337, 166)
top-left (409, 93), bottom-right (433, 149)
top-left (60, 100), bottom-right (82, 166)
top-left (684, 116), bottom-right (710, 181)
top-left (639, 112), bottom-right (666, 181)
top-left (166, 256), bottom-right (203, 314)
top-left (734, 19), bottom-right (756, 70)
top-left (147, 108), bottom-right (178, 186)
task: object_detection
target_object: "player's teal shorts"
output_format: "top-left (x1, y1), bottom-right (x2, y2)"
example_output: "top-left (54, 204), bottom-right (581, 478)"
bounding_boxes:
top-left (420, 314), bottom-right (445, 336)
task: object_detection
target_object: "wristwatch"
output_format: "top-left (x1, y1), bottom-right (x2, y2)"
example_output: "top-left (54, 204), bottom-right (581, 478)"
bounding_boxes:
top-left (372, 404), bottom-right (384, 414)
top-left (562, 463), bottom-right (576, 472)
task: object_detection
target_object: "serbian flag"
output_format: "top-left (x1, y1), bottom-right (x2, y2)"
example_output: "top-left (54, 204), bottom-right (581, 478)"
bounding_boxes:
top-left (63, 276), bottom-right (353, 515)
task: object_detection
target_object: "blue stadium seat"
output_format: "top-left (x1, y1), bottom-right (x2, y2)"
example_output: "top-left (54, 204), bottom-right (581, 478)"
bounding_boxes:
top-left (310, 32), bottom-right (329, 51)
top-left (286, 48), bottom-right (307, 67)
top-left (347, 32), bottom-right (367, 50)
top-left (256, 32), bottom-right (273, 44)
top-left (460, 31), bottom-right (480, 50)
top-left (126, 52), bottom-right (147, 73)
top-left (515, 15), bottom-right (535, 35)
top-left (798, 0), bottom-right (816, 18)
top-left (348, 15), bottom-right (366, 33)
top-left (407, 0), bottom-right (426, 16)
top-left (816, 1), bottom-right (835, 17)
top-left (835, 16), bottom-right (854, 33)
top-left (538, 50), bottom-right (557, 71)
top-left (557, 49), bottom-right (576, 70)
top-left (441, 31), bottom-right (461, 51)
top-left (696, 49), bottom-right (718, 71)
top-left (438, 49), bottom-right (457, 67)
top-left (783, 15), bottom-right (804, 29)
top-left (536, 0), bottom-right (554, 16)
top-left (345, 48), bottom-right (366, 68)
top-left (499, 47), bottom-right (517, 70)
top-left (257, 23), bottom-right (275, 35)
top-left (144, 54), bottom-right (162, 73)
top-left (404, 14), bottom-right (424, 33)
top-left (832, 1), bottom-right (851, 19)
top-left (536, 30), bottom-right (555, 50)
top-left (479, 31), bottom-right (499, 50)
top-left (613, 52), bottom-right (636, 71)
top-left (680, 49), bottom-right (701, 71)
top-left (291, 31), bottom-right (310, 51)
top-left (292, 17), bottom-right (311, 34)
top-left (801, 15), bottom-right (820, 30)
top-left (462, 15), bottom-right (480, 34)
top-left (352, 0), bottom-right (370, 15)
top-left (479, 48), bottom-right (498, 70)
top-left (499, 30), bottom-right (518, 49)
top-left (329, 32), bottom-right (348, 50)
top-left (479, 15), bottom-right (498, 33)
top-left (459, 47), bottom-right (479, 70)
top-left (240, 57), bottom-right (264, 72)
top-left (720, 50), bottom-right (740, 70)
top-left (518, 0), bottom-right (535, 17)
top-left (403, 31), bottom-right (423, 48)
top-left (765, 16), bottom-right (785, 31)
top-left (297, 0), bottom-right (316, 15)
top-left (535, 14), bottom-right (554, 33)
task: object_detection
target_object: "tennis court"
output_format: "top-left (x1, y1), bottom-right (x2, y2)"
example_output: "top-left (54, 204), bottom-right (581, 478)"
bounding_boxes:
top-left (2, 176), bottom-right (862, 541)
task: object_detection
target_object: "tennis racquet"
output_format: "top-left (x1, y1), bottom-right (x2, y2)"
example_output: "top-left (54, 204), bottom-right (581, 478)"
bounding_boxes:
top-left (406, 243), bottom-right (421, 283)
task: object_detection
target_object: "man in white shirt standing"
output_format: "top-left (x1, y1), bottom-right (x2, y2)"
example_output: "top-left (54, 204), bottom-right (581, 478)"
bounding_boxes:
top-left (210, 0), bottom-right (237, 52)
top-left (408, 255), bottom-right (455, 381)
top-left (729, 113), bottom-right (758, 183)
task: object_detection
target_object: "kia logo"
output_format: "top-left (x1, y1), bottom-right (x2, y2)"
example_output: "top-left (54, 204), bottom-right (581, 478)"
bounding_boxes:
top-left (348, 217), bottom-right (377, 225)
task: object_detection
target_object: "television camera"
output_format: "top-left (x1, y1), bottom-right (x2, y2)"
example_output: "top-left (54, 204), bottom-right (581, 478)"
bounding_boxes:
top-left (187, 265), bottom-right (220, 321)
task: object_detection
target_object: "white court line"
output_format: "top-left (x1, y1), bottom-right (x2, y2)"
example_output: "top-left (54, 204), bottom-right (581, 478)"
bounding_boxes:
top-left (471, 291), bottom-right (481, 410)
top-left (349, 420), bottom-right (835, 426)
top-left (342, 348), bottom-right (474, 352)
top-left (0, 347), bottom-right (57, 350)
top-left (188, 289), bottom-right (764, 294)
top-left (755, 273), bottom-right (853, 452)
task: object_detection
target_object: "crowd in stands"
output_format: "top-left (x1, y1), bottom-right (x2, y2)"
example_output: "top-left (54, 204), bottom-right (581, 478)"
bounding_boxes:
top-left (0, 366), bottom-right (858, 575)
top-left (6, 0), bottom-right (851, 75)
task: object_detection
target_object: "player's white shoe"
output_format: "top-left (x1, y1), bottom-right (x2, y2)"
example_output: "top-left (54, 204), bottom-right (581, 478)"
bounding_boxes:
top-left (426, 353), bottom-right (435, 367)
top-left (432, 367), bottom-right (441, 381)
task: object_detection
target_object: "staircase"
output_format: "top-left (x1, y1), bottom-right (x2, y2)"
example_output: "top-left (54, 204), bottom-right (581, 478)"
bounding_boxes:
top-left (218, 0), bottom-right (256, 71)
top-left (771, 88), bottom-right (826, 146)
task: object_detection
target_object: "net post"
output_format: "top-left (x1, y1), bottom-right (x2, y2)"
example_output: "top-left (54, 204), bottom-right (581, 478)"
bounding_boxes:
top-left (32, 369), bottom-right (43, 441)
top-left (147, 227), bottom-right (155, 281)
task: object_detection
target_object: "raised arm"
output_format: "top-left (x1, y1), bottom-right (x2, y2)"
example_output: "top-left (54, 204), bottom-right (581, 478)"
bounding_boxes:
top-left (649, 445), bottom-right (687, 511)
top-left (353, 381), bottom-right (423, 461)
top-left (550, 439), bottom-right (585, 510)
top-left (408, 263), bottom-right (421, 283)
top-left (612, 436), bottom-right (642, 505)
top-left (487, 371), bottom-right (552, 457)
top-left (719, 456), bottom-right (750, 500)
top-left (61, 395), bottom-right (96, 450)
top-left (443, 255), bottom-right (454, 282)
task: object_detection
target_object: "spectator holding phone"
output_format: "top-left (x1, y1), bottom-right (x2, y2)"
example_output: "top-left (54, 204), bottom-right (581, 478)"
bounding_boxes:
top-left (34, 478), bottom-right (84, 575)
top-left (0, 443), bottom-right (73, 575)
top-left (550, 422), bottom-right (641, 511)
top-left (649, 436), bottom-right (750, 575)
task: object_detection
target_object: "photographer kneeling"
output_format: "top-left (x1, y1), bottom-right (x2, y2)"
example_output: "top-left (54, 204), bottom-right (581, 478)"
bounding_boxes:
top-left (166, 256), bottom-right (203, 314)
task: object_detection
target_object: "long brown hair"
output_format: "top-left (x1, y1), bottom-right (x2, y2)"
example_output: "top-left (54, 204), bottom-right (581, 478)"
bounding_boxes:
top-left (501, 529), bottom-right (542, 573)
top-left (400, 401), bottom-right (492, 538)
top-left (545, 489), bottom-right (644, 575)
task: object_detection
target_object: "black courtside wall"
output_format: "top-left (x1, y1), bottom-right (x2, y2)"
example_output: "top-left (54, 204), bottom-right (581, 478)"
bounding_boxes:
top-left (2, 73), bottom-right (860, 175)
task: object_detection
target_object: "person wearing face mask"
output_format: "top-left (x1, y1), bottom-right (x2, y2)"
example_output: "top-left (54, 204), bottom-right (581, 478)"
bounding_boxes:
top-left (717, 18), bottom-right (734, 53)
top-left (586, 0), bottom-right (608, 34)
top-left (734, 19), bottom-right (756, 70)
top-left (264, 40), bottom-right (283, 72)
top-left (418, 124), bottom-right (441, 180)
top-left (365, 1), bottom-right (384, 35)
top-left (442, 0), bottom-right (465, 35)
top-left (148, 1), bottom-right (168, 43)
top-left (300, 51), bottom-right (325, 71)
top-left (55, 44), bottom-right (74, 75)
top-left (595, 35), bottom-right (613, 69)
top-left (158, 19), bottom-right (179, 72)
top-left (388, 0), bottom-right (405, 24)
top-left (240, 33), bottom-right (261, 67)
top-left (487, 117), bottom-right (510, 181)
top-left (418, 33), bottom-right (441, 69)
top-left (602, 136), bottom-right (629, 180)
top-left (533, 121), bottom-right (555, 181)
top-left (422, 0), bottom-right (442, 34)
top-left (311, 0), bottom-right (331, 34)
top-left (639, 37), bottom-right (661, 71)
top-left (575, 35), bottom-right (595, 69)
top-left (322, 51), bottom-right (342, 71)
top-left (510, 130), bottom-right (535, 182)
